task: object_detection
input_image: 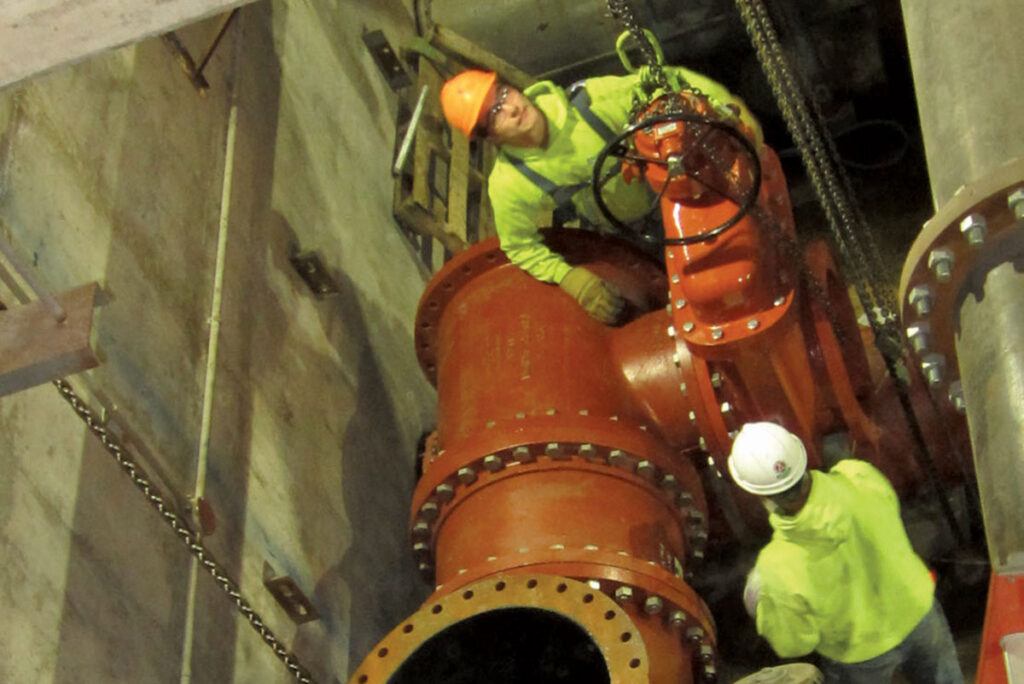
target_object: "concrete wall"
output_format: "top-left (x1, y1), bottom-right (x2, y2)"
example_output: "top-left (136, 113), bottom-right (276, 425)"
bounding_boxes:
top-left (0, 1), bottom-right (435, 682)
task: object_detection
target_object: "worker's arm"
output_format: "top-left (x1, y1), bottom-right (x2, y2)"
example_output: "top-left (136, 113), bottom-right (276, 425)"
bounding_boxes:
top-left (754, 586), bottom-right (821, 659)
top-left (489, 168), bottom-right (624, 323)
top-left (489, 164), bottom-right (572, 284)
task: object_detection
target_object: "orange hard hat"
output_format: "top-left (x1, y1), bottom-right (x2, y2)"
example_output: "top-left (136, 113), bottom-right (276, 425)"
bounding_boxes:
top-left (440, 70), bottom-right (497, 138)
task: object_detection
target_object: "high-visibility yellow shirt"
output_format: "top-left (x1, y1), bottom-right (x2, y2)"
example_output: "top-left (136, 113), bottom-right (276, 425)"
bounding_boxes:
top-left (488, 68), bottom-right (761, 284)
top-left (753, 459), bottom-right (935, 663)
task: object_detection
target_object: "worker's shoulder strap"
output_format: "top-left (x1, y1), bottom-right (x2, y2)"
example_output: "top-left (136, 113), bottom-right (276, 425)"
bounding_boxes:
top-left (501, 80), bottom-right (616, 208)
top-left (501, 155), bottom-right (584, 209)
top-left (567, 81), bottom-right (617, 144)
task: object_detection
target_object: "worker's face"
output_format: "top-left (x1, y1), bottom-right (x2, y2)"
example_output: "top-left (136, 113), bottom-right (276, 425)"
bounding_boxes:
top-left (478, 84), bottom-right (547, 148)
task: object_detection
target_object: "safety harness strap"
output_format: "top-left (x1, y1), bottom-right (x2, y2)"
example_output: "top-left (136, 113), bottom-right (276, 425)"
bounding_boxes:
top-left (502, 82), bottom-right (618, 210)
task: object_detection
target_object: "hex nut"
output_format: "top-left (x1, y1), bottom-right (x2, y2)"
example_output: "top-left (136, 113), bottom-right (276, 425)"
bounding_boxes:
top-left (710, 372), bottom-right (723, 388)
top-left (710, 327), bottom-right (724, 340)
top-left (420, 501), bottom-right (440, 521)
top-left (412, 520), bottom-right (431, 539)
top-left (482, 454), bottom-right (504, 472)
top-left (959, 213), bottom-right (987, 248)
top-left (661, 473), bottom-right (680, 492)
top-left (436, 483), bottom-right (455, 502)
top-left (636, 460), bottom-right (657, 480)
top-left (545, 442), bottom-right (566, 459)
top-left (578, 443), bottom-right (597, 459)
top-left (614, 586), bottom-right (635, 603)
top-left (513, 445), bottom-right (533, 463)
top-left (905, 321), bottom-right (931, 354)
top-left (686, 626), bottom-right (705, 643)
top-left (644, 595), bottom-right (664, 614)
top-left (609, 449), bottom-right (630, 469)
top-left (669, 610), bottom-right (687, 627)
top-left (928, 247), bottom-right (955, 282)
top-left (682, 321), bottom-right (695, 332)
top-left (746, 318), bottom-right (759, 330)
top-left (908, 284), bottom-right (934, 316)
top-left (457, 467), bottom-right (477, 485)
top-left (1008, 186), bottom-right (1024, 219)
top-left (948, 380), bottom-right (966, 413)
top-left (921, 353), bottom-right (946, 387)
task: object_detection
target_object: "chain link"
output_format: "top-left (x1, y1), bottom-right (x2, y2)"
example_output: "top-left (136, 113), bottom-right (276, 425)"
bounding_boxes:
top-left (733, 0), bottom-right (902, 346)
top-left (52, 379), bottom-right (318, 684)
top-left (607, 0), bottom-right (670, 94)
top-left (733, 0), bottom-right (967, 546)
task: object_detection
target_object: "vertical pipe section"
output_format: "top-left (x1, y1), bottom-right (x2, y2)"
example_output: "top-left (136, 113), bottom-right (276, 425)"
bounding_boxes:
top-left (955, 262), bottom-right (1024, 571)
top-left (901, 0), bottom-right (1024, 209)
top-left (902, 0), bottom-right (1024, 571)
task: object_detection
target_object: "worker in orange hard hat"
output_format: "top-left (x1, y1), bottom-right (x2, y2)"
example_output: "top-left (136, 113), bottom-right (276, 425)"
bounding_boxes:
top-left (728, 422), bottom-right (965, 684)
top-left (439, 64), bottom-right (762, 324)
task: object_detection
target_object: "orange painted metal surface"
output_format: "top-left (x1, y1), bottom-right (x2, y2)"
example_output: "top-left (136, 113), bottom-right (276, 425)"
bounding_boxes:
top-left (351, 114), bottom-right (935, 682)
top-left (977, 572), bottom-right (1024, 684)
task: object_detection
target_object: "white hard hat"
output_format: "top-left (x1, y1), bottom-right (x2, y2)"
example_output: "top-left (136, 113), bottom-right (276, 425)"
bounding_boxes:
top-left (727, 422), bottom-right (807, 495)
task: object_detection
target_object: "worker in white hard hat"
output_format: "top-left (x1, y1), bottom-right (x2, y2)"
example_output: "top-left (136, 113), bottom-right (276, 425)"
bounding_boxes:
top-left (728, 421), bottom-right (964, 684)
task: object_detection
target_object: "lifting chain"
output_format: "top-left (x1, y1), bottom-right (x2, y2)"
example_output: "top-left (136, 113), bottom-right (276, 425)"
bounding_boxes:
top-left (733, 0), bottom-right (968, 546)
top-left (52, 379), bottom-right (318, 684)
top-left (607, 0), bottom-right (670, 95)
top-left (605, 0), bottom-right (967, 546)
top-left (733, 0), bottom-right (900, 352)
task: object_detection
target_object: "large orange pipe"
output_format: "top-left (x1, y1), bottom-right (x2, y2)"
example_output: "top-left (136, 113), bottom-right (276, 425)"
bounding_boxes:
top-left (349, 146), bottom-right (905, 683)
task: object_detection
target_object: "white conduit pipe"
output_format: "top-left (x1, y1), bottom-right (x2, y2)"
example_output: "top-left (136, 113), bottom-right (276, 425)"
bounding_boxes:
top-left (179, 93), bottom-right (239, 683)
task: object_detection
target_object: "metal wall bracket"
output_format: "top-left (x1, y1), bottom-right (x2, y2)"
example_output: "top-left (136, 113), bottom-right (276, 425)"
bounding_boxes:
top-left (262, 562), bottom-right (320, 625)
top-left (163, 9), bottom-right (239, 95)
top-left (363, 29), bottom-right (412, 91)
top-left (289, 248), bottom-right (339, 299)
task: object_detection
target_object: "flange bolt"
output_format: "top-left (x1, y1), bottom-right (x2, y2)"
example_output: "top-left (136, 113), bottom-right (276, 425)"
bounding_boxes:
top-left (908, 284), bottom-right (934, 317)
top-left (1008, 186), bottom-right (1024, 220)
top-left (959, 213), bottom-right (987, 248)
top-left (928, 247), bottom-right (954, 283)
top-left (921, 353), bottom-right (946, 387)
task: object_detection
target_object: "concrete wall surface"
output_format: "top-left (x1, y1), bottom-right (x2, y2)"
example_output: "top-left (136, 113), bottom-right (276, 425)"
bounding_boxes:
top-left (0, 1), bottom-right (435, 682)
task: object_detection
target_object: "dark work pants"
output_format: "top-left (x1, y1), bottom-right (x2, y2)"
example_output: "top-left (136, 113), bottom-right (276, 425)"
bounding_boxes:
top-left (821, 600), bottom-right (965, 684)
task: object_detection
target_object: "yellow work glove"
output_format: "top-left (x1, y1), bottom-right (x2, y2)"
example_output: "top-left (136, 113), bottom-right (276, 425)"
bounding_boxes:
top-left (558, 266), bottom-right (624, 324)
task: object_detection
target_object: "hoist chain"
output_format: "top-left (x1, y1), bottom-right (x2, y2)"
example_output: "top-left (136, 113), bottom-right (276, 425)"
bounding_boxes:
top-left (607, 0), bottom-right (670, 94)
top-left (733, 0), bottom-right (902, 353)
top-left (733, 0), bottom-right (968, 546)
top-left (52, 379), bottom-right (318, 684)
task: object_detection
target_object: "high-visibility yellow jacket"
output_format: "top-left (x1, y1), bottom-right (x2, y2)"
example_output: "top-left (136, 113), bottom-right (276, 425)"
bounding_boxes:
top-left (488, 68), bottom-right (761, 284)
top-left (753, 459), bottom-right (935, 663)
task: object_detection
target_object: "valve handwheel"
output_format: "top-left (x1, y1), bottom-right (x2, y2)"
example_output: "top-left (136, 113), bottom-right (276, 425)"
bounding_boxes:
top-left (592, 95), bottom-right (763, 246)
